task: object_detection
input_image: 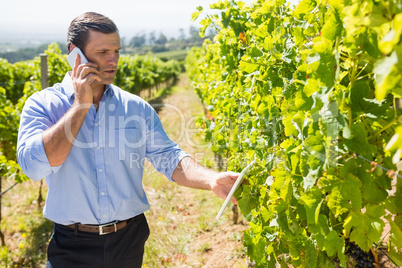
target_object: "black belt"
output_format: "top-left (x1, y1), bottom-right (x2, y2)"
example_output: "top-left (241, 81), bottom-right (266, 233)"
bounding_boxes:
top-left (64, 217), bottom-right (133, 235)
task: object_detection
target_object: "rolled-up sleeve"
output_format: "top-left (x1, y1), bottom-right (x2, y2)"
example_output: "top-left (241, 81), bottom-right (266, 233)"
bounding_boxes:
top-left (145, 108), bottom-right (189, 181)
top-left (17, 94), bottom-right (61, 180)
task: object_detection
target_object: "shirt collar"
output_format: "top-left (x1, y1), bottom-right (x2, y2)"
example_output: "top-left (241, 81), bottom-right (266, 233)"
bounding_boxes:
top-left (62, 72), bottom-right (115, 100)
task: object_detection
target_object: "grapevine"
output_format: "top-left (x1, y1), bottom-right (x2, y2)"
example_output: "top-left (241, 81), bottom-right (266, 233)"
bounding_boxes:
top-left (187, 0), bottom-right (402, 267)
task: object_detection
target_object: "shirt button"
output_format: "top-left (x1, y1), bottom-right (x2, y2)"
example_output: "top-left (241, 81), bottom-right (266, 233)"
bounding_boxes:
top-left (97, 146), bottom-right (100, 149)
top-left (95, 123), bottom-right (99, 127)
top-left (103, 215), bottom-right (107, 218)
top-left (99, 169), bottom-right (103, 172)
top-left (101, 192), bottom-right (105, 195)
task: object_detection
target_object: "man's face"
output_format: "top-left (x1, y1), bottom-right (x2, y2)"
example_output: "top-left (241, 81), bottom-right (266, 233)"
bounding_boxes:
top-left (84, 30), bottom-right (121, 85)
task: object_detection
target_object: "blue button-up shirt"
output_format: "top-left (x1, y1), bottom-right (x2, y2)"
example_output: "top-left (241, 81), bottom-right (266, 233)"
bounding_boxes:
top-left (17, 73), bottom-right (189, 225)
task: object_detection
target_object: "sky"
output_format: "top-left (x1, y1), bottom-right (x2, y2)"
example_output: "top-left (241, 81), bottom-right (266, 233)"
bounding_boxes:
top-left (0, 0), bottom-right (300, 43)
top-left (0, 0), bottom-right (250, 42)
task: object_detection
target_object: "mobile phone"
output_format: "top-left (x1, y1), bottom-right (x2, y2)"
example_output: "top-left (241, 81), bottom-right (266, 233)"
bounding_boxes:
top-left (67, 47), bottom-right (88, 69)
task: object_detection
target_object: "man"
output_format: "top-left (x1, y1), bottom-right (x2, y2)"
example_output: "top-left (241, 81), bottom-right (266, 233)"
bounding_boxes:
top-left (17, 12), bottom-right (238, 267)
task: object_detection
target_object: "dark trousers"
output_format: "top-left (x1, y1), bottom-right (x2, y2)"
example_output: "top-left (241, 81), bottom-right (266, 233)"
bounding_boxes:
top-left (46, 214), bottom-right (150, 268)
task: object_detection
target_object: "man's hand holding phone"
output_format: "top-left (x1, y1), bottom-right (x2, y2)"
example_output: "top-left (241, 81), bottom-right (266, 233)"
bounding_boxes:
top-left (67, 47), bottom-right (101, 106)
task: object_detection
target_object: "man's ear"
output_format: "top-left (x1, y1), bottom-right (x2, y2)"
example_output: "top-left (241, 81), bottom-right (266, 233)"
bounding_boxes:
top-left (68, 44), bottom-right (76, 54)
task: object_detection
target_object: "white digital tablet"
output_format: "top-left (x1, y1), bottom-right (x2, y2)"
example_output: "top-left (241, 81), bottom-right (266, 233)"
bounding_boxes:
top-left (216, 160), bottom-right (255, 220)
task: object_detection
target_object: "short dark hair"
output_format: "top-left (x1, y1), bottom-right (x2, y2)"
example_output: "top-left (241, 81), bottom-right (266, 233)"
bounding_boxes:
top-left (67, 12), bottom-right (118, 53)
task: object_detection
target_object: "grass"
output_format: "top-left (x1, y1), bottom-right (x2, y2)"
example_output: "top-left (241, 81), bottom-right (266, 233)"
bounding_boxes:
top-left (0, 179), bottom-right (51, 267)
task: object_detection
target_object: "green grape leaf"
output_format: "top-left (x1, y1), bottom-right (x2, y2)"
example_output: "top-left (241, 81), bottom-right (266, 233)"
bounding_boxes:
top-left (386, 214), bottom-right (402, 266)
top-left (317, 214), bottom-right (331, 236)
top-left (374, 51), bottom-right (400, 100)
top-left (290, 152), bottom-right (300, 174)
top-left (369, 2), bottom-right (391, 27)
top-left (387, 214), bottom-right (402, 250)
top-left (303, 78), bottom-right (319, 97)
top-left (238, 185), bottom-right (253, 217)
top-left (244, 228), bottom-right (268, 266)
top-left (292, 110), bottom-right (305, 134)
top-left (361, 28), bottom-right (381, 59)
top-left (321, 9), bottom-right (343, 42)
top-left (284, 114), bottom-right (298, 136)
top-left (342, 123), bottom-right (377, 158)
top-left (294, 0), bottom-right (316, 18)
top-left (344, 204), bottom-right (385, 251)
top-left (378, 13), bottom-right (402, 55)
top-left (320, 101), bottom-right (346, 140)
top-left (299, 186), bottom-right (323, 226)
top-left (240, 59), bottom-right (259, 74)
top-left (358, 162), bottom-right (388, 203)
top-left (324, 230), bottom-right (344, 257)
top-left (318, 173), bottom-right (362, 215)
top-left (293, 27), bottom-right (306, 46)
top-left (210, 1), bottom-right (226, 10)
top-left (280, 178), bottom-right (293, 203)
top-left (191, 6), bottom-right (203, 21)
top-left (350, 80), bottom-right (388, 118)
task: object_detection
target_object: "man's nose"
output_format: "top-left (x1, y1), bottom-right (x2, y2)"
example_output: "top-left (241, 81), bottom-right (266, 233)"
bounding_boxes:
top-left (108, 53), bottom-right (119, 65)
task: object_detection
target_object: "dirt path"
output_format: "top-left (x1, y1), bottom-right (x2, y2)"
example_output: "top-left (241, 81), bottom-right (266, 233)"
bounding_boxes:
top-left (142, 74), bottom-right (249, 268)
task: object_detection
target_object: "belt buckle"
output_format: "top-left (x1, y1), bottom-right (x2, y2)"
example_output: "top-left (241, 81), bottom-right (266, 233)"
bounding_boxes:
top-left (99, 221), bottom-right (118, 235)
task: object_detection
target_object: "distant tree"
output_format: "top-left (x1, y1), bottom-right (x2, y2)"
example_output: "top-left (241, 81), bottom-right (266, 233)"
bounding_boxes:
top-left (129, 34), bottom-right (146, 48)
top-left (189, 26), bottom-right (203, 43)
top-left (154, 33), bottom-right (168, 45)
top-left (0, 42), bottom-right (67, 63)
top-left (120, 37), bottom-right (127, 52)
top-left (178, 28), bottom-right (186, 41)
top-left (148, 31), bottom-right (156, 45)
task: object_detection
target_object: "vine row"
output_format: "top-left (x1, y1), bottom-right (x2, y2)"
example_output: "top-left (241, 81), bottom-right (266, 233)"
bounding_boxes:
top-left (186, 0), bottom-right (402, 267)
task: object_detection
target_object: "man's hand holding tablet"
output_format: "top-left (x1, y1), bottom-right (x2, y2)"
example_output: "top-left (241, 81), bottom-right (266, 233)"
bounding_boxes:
top-left (216, 160), bottom-right (255, 220)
